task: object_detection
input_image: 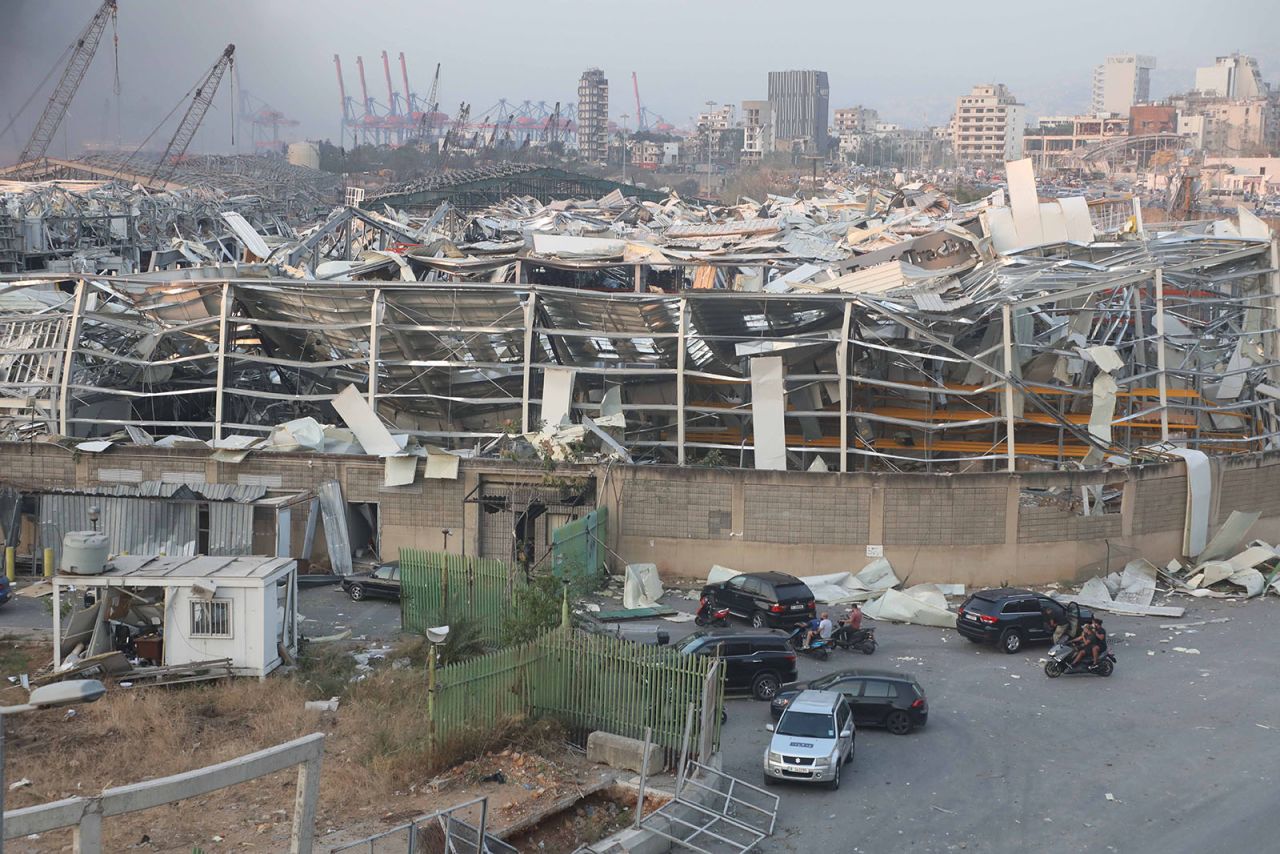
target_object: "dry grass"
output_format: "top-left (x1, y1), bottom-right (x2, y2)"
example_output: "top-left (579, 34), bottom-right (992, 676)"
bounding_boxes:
top-left (0, 643), bottom-right (562, 852)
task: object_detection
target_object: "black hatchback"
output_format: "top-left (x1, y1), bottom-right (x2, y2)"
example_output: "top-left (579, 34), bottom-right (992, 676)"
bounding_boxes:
top-left (956, 588), bottom-right (1093, 653)
top-left (700, 571), bottom-right (816, 629)
top-left (675, 629), bottom-right (799, 700)
top-left (770, 669), bottom-right (928, 735)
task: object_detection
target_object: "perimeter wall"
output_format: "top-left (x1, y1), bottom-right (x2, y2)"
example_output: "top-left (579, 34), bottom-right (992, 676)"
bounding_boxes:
top-left (4, 442), bottom-right (1280, 587)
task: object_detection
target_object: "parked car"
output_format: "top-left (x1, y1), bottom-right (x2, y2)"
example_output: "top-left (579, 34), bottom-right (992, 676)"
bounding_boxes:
top-left (700, 571), bottom-right (816, 629)
top-left (762, 689), bottom-right (855, 789)
top-left (955, 588), bottom-right (1093, 653)
top-left (341, 562), bottom-right (401, 602)
top-left (674, 628), bottom-right (798, 700)
top-left (770, 669), bottom-right (928, 735)
top-left (0, 573), bottom-right (11, 607)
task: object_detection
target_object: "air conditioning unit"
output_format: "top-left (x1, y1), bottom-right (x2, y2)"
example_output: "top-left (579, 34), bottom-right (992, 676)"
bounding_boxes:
top-left (60, 531), bottom-right (110, 575)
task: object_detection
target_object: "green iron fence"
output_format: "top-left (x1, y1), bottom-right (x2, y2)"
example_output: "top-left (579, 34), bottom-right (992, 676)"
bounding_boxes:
top-left (400, 549), bottom-right (520, 642)
top-left (550, 507), bottom-right (608, 587)
top-left (430, 625), bottom-right (723, 763)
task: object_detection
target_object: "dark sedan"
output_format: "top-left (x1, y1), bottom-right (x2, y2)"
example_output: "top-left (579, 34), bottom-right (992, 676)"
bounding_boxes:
top-left (341, 562), bottom-right (401, 602)
top-left (770, 669), bottom-right (928, 735)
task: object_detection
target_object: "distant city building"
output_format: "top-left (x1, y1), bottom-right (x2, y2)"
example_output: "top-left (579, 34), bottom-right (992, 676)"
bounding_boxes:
top-left (833, 106), bottom-right (879, 135)
top-left (577, 68), bottom-right (609, 162)
top-left (1194, 53), bottom-right (1267, 99)
top-left (1092, 55), bottom-right (1155, 115)
top-left (1129, 105), bottom-right (1178, 136)
top-left (952, 83), bottom-right (1026, 163)
top-left (768, 70), bottom-right (830, 154)
top-left (1024, 114), bottom-right (1129, 165)
top-left (741, 100), bottom-right (773, 164)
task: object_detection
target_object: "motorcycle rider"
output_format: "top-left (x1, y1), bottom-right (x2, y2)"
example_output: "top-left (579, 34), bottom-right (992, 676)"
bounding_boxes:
top-left (845, 603), bottom-right (863, 632)
top-left (1068, 619), bottom-right (1104, 669)
top-left (801, 615), bottom-right (822, 648)
top-left (817, 612), bottom-right (834, 643)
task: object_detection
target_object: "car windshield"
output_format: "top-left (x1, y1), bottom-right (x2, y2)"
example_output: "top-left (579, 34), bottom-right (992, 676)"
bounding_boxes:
top-left (676, 632), bottom-right (714, 655)
top-left (808, 673), bottom-right (841, 690)
top-left (776, 711), bottom-right (836, 739)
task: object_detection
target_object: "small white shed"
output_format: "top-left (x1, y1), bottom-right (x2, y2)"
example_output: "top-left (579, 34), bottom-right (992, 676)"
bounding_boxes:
top-left (52, 555), bottom-right (298, 678)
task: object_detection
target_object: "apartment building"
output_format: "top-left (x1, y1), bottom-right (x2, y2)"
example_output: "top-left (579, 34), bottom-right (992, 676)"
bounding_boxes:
top-left (577, 68), bottom-right (609, 163)
top-left (768, 70), bottom-right (830, 154)
top-left (833, 106), bottom-right (879, 135)
top-left (1092, 55), bottom-right (1155, 115)
top-left (952, 84), bottom-right (1026, 163)
top-left (741, 99), bottom-right (773, 164)
top-left (1195, 53), bottom-right (1267, 99)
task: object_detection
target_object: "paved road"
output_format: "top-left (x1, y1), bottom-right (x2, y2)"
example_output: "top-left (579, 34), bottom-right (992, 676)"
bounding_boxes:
top-left (715, 598), bottom-right (1280, 853)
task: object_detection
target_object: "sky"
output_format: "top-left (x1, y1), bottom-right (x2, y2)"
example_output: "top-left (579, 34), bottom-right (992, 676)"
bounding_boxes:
top-left (2, 0), bottom-right (1278, 162)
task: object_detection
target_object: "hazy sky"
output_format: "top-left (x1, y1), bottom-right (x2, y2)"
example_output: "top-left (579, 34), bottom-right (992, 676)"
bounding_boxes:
top-left (2, 0), bottom-right (1277, 161)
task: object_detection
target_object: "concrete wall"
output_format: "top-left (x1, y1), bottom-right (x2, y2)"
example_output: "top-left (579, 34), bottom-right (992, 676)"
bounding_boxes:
top-left (7, 442), bottom-right (1280, 588)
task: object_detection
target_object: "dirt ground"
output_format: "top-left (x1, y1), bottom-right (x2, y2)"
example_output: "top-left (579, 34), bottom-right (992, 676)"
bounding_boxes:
top-left (0, 642), bottom-right (617, 853)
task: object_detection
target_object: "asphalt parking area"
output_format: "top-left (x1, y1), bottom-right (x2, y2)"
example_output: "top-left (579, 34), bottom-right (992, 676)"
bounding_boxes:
top-left (716, 598), bottom-right (1280, 853)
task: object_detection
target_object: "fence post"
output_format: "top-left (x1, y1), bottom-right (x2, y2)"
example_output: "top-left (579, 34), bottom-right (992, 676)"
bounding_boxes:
top-left (676, 702), bottom-right (695, 795)
top-left (634, 726), bottom-right (652, 829)
top-left (72, 802), bottom-right (102, 854)
top-left (290, 751), bottom-right (323, 853)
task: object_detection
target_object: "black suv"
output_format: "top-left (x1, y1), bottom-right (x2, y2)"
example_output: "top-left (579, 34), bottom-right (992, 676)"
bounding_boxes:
top-left (700, 572), bottom-right (816, 629)
top-left (956, 588), bottom-right (1093, 653)
top-left (675, 629), bottom-right (798, 700)
top-left (770, 669), bottom-right (929, 734)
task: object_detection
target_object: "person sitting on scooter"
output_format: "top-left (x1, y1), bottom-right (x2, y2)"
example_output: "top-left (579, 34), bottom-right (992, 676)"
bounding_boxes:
top-left (802, 615), bottom-right (822, 648)
top-left (818, 612), bottom-right (834, 642)
top-left (1069, 621), bottom-right (1100, 668)
top-left (1086, 618), bottom-right (1107, 667)
top-left (845, 603), bottom-right (863, 632)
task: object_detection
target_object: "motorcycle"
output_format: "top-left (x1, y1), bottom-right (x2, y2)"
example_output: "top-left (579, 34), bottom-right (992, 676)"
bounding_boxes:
top-left (831, 624), bottom-right (876, 655)
top-left (1044, 641), bottom-right (1115, 678)
top-left (694, 597), bottom-right (730, 627)
top-left (786, 626), bottom-right (832, 661)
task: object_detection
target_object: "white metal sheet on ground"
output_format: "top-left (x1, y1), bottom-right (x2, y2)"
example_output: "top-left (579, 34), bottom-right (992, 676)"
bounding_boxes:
top-left (623, 563), bottom-right (663, 610)
top-left (1199, 510), bottom-right (1262, 561)
top-left (750, 356), bottom-right (787, 471)
top-left (862, 587), bottom-right (954, 628)
top-left (1039, 202), bottom-right (1069, 244)
top-left (1006, 158), bottom-right (1044, 247)
top-left (984, 206), bottom-right (1021, 254)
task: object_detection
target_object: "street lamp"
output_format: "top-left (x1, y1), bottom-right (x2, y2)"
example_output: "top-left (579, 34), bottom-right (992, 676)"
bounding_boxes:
top-left (87, 505), bottom-right (100, 532)
top-left (1, 680), bottom-right (106, 853)
top-left (425, 625), bottom-right (449, 750)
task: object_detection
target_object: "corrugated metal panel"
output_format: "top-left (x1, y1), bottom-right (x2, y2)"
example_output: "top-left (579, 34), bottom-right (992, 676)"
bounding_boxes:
top-left (40, 495), bottom-right (197, 567)
top-left (47, 482), bottom-right (266, 503)
top-left (208, 502), bottom-right (254, 555)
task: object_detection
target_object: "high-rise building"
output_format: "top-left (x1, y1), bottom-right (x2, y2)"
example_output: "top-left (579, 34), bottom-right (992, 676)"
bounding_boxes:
top-left (833, 106), bottom-right (879, 135)
top-left (1194, 53), bottom-right (1267, 99)
top-left (577, 68), bottom-right (609, 163)
top-left (767, 70), bottom-right (829, 153)
top-left (952, 83), bottom-right (1026, 164)
top-left (1091, 55), bottom-right (1155, 115)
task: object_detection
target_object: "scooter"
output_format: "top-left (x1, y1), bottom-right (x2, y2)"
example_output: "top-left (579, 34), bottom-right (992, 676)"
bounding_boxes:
top-left (1044, 641), bottom-right (1115, 677)
top-left (832, 624), bottom-right (877, 655)
top-left (694, 597), bottom-right (730, 627)
top-left (786, 626), bottom-right (832, 661)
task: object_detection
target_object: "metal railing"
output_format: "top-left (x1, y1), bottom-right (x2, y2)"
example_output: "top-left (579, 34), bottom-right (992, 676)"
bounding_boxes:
top-left (331, 797), bottom-right (518, 854)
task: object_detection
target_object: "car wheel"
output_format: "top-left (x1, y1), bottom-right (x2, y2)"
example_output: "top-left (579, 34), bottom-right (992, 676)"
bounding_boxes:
top-left (885, 710), bottom-right (913, 735)
top-left (348, 584), bottom-right (365, 602)
top-left (999, 628), bottom-right (1023, 654)
top-left (1098, 659), bottom-right (1115, 677)
top-left (751, 672), bottom-right (780, 701)
top-left (827, 761), bottom-right (841, 791)
top-left (751, 611), bottom-right (767, 629)
top-left (1044, 661), bottom-right (1063, 678)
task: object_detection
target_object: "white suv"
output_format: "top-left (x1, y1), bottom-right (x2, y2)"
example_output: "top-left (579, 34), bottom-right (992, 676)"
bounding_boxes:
top-left (762, 689), bottom-right (855, 790)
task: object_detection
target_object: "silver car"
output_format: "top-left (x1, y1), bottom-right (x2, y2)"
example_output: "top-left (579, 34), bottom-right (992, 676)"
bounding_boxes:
top-left (762, 689), bottom-right (855, 790)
